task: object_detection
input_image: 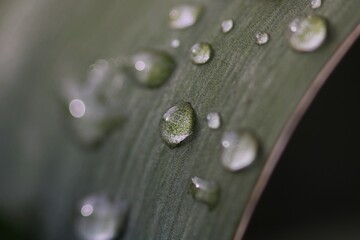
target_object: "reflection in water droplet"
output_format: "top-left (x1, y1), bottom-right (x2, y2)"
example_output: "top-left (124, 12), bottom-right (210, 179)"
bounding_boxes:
top-left (160, 101), bottom-right (196, 148)
top-left (310, 0), bottom-right (322, 9)
top-left (134, 61), bottom-right (146, 71)
top-left (255, 32), bottom-right (269, 45)
top-left (207, 112), bottom-right (221, 130)
top-left (76, 193), bottom-right (128, 240)
top-left (221, 19), bottom-right (234, 33)
top-left (69, 99), bottom-right (86, 118)
top-left (190, 176), bottom-right (219, 209)
top-left (169, 4), bottom-right (203, 30)
top-left (287, 15), bottom-right (327, 52)
top-left (190, 42), bottom-right (212, 65)
top-left (81, 204), bottom-right (94, 217)
top-left (171, 39), bottom-right (181, 48)
top-left (124, 50), bottom-right (176, 88)
top-left (221, 131), bottom-right (258, 171)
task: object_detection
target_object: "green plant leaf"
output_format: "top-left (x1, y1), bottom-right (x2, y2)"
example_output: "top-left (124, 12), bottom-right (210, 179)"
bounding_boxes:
top-left (0, 0), bottom-right (359, 239)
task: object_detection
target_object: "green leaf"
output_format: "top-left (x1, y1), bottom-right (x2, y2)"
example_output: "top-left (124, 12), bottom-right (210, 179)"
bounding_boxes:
top-left (0, 0), bottom-right (359, 239)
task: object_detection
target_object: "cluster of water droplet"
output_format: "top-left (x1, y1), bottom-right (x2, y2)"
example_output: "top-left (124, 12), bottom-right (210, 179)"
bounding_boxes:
top-left (62, 0), bottom-right (331, 233)
top-left (61, 50), bottom-right (178, 146)
top-left (161, 0), bottom-right (328, 209)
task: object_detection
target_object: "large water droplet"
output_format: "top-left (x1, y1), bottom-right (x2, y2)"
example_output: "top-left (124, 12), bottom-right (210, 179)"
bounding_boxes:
top-left (76, 193), bottom-right (128, 240)
top-left (310, 0), bottom-right (322, 9)
top-left (124, 50), bottom-right (176, 88)
top-left (287, 15), bottom-right (327, 52)
top-left (221, 19), bottom-right (234, 34)
top-left (61, 59), bottom-right (128, 146)
top-left (169, 4), bottom-right (203, 30)
top-left (190, 176), bottom-right (219, 209)
top-left (160, 101), bottom-right (196, 148)
top-left (207, 112), bottom-right (221, 130)
top-left (221, 131), bottom-right (258, 171)
top-left (190, 43), bottom-right (212, 65)
top-left (255, 32), bottom-right (269, 45)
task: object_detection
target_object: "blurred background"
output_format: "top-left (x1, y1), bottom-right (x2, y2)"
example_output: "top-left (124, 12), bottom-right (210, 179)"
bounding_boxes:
top-left (0, 1), bottom-right (359, 240)
top-left (245, 39), bottom-right (360, 240)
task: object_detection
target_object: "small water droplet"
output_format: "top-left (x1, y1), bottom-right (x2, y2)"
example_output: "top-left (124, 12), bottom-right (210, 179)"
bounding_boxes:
top-left (206, 112), bottom-right (221, 130)
top-left (221, 131), bottom-right (258, 171)
top-left (169, 4), bottom-right (203, 30)
top-left (221, 19), bottom-right (234, 33)
top-left (76, 193), bottom-right (128, 240)
top-left (69, 99), bottom-right (86, 118)
top-left (287, 15), bottom-right (327, 52)
top-left (190, 176), bottom-right (219, 209)
top-left (255, 32), bottom-right (269, 45)
top-left (310, 0), bottom-right (322, 9)
top-left (190, 42), bottom-right (212, 65)
top-left (171, 39), bottom-right (181, 48)
top-left (160, 101), bottom-right (196, 148)
top-left (124, 50), bottom-right (176, 88)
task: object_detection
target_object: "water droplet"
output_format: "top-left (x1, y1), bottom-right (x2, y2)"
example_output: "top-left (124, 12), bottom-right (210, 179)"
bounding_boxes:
top-left (287, 15), bottom-right (327, 52)
top-left (310, 0), bottom-right (322, 9)
top-left (171, 39), bottom-right (181, 48)
top-left (124, 50), bottom-right (176, 88)
top-left (69, 99), bottom-right (86, 118)
top-left (190, 176), bottom-right (219, 209)
top-left (221, 19), bottom-right (234, 33)
top-left (61, 59), bottom-right (128, 146)
top-left (169, 4), bottom-right (203, 30)
top-left (206, 112), bottom-right (221, 130)
top-left (69, 98), bottom-right (123, 147)
top-left (190, 43), bottom-right (212, 65)
top-left (160, 101), bottom-right (196, 148)
top-left (221, 131), bottom-right (258, 171)
top-left (255, 32), bottom-right (269, 45)
top-left (76, 193), bottom-right (128, 240)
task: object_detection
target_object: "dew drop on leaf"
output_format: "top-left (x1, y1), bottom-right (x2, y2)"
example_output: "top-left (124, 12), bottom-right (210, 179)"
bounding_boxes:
top-left (221, 130), bottom-right (259, 171)
top-left (190, 42), bottom-right (212, 65)
top-left (310, 0), bottom-right (322, 9)
top-left (160, 101), bottom-right (196, 148)
top-left (76, 193), bottom-right (128, 240)
top-left (206, 112), bottom-right (221, 130)
top-left (255, 32), bottom-right (269, 45)
top-left (190, 176), bottom-right (220, 209)
top-left (287, 15), bottom-right (327, 52)
top-left (169, 4), bottom-right (203, 30)
top-left (124, 50), bottom-right (176, 88)
top-left (221, 19), bottom-right (234, 33)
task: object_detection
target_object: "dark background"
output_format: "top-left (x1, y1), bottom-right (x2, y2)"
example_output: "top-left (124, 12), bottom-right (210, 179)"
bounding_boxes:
top-left (245, 39), bottom-right (360, 239)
